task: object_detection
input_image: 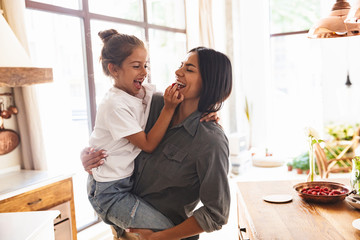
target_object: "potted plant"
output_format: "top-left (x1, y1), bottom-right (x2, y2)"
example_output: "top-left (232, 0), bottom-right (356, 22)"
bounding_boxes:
top-left (291, 152), bottom-right (310, 174)
top-left (287, 162), bottom-right (293, 171)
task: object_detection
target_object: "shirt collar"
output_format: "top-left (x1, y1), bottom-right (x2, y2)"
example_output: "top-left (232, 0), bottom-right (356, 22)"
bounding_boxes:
top-left (174, 110), bottom-right (201, 137)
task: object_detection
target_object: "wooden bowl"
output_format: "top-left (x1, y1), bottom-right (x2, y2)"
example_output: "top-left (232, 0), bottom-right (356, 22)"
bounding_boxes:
top-left (293, 181), bottom-right (354, 204)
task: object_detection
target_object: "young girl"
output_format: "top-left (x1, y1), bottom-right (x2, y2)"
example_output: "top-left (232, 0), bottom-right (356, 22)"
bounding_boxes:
top-left (87, 29), bottom-right (182, 239)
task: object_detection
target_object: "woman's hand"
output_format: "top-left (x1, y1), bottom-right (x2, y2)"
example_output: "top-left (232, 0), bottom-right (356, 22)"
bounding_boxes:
top-left (200, 111), bottom-right (220, 123)
top-left (80, 147), bottom-right (107, 174)
top-left (129, 229), bottom-right (154, 240)
top-left (128, 229), bottom-right (180, 240)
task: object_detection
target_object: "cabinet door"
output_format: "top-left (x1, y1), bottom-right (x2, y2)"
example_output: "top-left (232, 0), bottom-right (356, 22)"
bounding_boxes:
top-left (237, 192), bottom-right (251, 240)
top-left (54, 219), bottom-right (72, 240)
top-left (50, 201), bottom-right (72, 225)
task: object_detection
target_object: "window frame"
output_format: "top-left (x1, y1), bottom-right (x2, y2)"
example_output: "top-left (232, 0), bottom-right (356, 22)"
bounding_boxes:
top-left (25, 0), bottom-right (186, 131)
top-left (25, 0), bottom-right (187, 231)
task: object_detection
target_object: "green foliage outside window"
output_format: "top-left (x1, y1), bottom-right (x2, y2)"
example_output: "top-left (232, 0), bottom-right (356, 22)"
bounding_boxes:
top-left (270, 0), bottom-right (323, 34)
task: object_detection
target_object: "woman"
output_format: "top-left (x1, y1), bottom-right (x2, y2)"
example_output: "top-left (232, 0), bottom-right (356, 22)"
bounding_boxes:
top-left (81, 47), bottom-right (233, 240)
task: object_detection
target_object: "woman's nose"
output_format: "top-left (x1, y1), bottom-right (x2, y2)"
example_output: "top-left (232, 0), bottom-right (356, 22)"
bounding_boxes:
top-left (175, 68), bottom-right (183, 76)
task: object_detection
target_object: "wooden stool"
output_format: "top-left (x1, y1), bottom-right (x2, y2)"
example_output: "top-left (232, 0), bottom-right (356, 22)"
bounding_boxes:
top-left (314, 127), bottom-right (360, 178)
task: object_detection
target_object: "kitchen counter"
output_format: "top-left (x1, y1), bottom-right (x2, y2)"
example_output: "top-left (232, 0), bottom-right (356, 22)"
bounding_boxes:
top-left (0, 170), bottom-right (77, 240)
top-left (0, 170), bottom-right (74, 201)
top-left (236, 178), bottom-right (360, 240)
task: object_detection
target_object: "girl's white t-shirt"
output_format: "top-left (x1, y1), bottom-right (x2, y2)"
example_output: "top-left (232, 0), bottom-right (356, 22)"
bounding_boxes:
top-left (90, 84), bottom-right (155, 182)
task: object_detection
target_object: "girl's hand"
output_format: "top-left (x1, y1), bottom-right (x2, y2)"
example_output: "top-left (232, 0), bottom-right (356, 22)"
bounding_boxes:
top-left (80, 147), bottom-right (107, 173)
top-left (163, 84), bottom-right (183, 110)
top-left (200, 111), bottom-right (220, 123)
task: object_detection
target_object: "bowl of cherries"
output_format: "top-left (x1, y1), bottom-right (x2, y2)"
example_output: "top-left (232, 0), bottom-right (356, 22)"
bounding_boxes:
top-left (293, 181), bottom-right (355, 203)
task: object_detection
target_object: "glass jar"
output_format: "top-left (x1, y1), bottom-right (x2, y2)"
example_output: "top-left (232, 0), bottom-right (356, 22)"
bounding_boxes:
top-left (350, 157), bottom-right (360, 194)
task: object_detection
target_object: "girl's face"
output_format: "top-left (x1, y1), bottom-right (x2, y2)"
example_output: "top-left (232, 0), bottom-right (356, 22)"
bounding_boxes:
top-left (113, 47), bottom-right (148, 96)
top-left (175, 52), bottom-right (202, 103)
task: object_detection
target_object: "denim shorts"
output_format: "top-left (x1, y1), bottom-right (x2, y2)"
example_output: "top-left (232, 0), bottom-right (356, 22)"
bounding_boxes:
top-left (87, 175), bottom-right (174, 237)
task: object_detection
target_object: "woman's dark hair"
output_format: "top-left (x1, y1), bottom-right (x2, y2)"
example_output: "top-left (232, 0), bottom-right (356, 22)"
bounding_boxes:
top-left (189, 47), bottom-right (233, 113)
top-left (98, 29), bottom-right (145, 76)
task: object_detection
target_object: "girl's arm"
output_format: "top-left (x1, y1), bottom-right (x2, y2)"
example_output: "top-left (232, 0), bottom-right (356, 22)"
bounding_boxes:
top-left (125, 85), bottom-right (183, 153)
top-left (129, 216), bottom-right (204, 240)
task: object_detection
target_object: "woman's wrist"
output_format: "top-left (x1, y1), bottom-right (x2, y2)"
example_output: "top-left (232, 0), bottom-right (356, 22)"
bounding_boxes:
top-left (151, 231), bottom-right (174, 240)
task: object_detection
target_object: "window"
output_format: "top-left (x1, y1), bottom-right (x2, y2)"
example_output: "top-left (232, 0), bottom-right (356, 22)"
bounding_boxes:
top-left (270, 0), bottom-right (324, 34)
top-left (269, 34), bottom-right (324, 155)
top-left (268, 0), bottom-right (332, 156)
top-left (25, 0), bottom-right (186, 231)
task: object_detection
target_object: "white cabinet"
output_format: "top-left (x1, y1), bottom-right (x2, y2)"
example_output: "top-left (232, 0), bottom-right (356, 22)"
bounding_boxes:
top-left (0, 211), bottom-right (59, 240)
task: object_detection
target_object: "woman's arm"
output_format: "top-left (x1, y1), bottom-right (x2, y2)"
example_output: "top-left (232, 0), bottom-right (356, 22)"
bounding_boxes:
top-left (80, 147), bottom-right (106, 173)
top-left (192, 131), bottom-right (230, 232)
top-left (129, 216), bottom-right (203, 240)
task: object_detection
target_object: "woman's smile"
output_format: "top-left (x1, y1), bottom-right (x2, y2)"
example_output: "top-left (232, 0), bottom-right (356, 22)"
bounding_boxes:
top-left (175, 80), bottom-right (186, 89)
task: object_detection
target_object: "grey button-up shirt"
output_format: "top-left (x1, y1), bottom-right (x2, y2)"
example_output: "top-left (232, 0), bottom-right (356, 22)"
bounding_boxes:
top-left (133, 93), bottom-right (230, 240)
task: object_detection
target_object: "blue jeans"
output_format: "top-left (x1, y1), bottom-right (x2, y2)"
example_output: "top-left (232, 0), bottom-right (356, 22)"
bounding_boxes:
top-left (87, 175), bottom-right (174, 237)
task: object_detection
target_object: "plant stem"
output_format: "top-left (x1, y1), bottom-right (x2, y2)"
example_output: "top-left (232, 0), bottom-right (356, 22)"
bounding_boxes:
top-left (308, 136), bottom-right (315, 182)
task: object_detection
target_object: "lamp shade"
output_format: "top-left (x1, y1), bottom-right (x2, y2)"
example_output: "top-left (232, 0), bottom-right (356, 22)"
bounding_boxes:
top-left (0, 11), bottom-right (52, 86)
top-left (308, 0), bottom-right (360, 39)
top-left (345, 0), bottom-right (360, 32)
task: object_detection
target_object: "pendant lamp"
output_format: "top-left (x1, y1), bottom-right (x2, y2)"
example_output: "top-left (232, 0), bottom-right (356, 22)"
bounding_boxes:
top-left (308, 0), bottom-right (360, 39)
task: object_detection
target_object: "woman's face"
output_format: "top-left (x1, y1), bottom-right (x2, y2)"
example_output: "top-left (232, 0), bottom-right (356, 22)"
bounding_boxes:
top-left (113, 47), bottom-right (148, 96)
top-left (175, 52), bottom-right (202, 103)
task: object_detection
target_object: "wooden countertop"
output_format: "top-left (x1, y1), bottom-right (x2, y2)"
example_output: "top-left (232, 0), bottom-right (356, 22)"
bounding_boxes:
top-left (237, 178), bottom-right (360, 240)
top-left (0, 170), bottom-right (74, 201)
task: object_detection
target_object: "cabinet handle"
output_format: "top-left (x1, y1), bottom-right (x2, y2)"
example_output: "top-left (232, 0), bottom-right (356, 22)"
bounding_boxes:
top-left (238, 228), bottom-right (250, 240)
top-left (27, 198), bottom-right (42, 205)
top-left (238, 226), bottom-right (250, 240)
